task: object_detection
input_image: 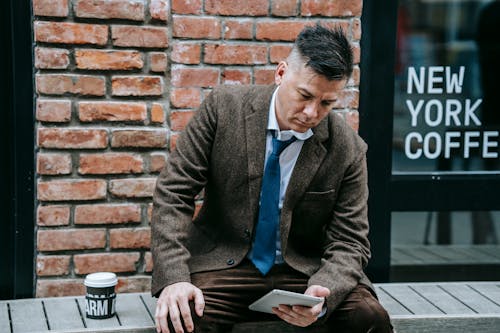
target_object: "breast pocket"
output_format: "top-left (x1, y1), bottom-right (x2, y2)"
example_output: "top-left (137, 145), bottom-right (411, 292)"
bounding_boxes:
top-left (302, 188), bottom-right (337, 202)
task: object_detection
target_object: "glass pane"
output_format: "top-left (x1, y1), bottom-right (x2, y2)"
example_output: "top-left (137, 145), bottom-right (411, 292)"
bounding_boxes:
top-left (393, 0), bottom-right (500, 174)
top-left (391, 211), bottom-right (500, 282)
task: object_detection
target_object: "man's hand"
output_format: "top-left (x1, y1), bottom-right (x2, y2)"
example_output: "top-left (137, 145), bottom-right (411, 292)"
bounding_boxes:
top-left (271, 285), bottom-right (330, 327)
top-left (155, 282), bottom-right (205, 333)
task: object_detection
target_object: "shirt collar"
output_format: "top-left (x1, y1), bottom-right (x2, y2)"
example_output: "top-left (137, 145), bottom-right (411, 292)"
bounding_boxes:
top-left (267, 87), bottom-right (314, 141)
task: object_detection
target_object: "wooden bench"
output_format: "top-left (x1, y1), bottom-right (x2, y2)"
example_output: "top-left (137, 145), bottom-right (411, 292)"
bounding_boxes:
top-left (2, 282), bottom-right (500, 333)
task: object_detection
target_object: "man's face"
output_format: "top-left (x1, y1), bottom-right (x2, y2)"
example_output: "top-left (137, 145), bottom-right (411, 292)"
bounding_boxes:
top-left (274, 61), bottom-right (346, 133)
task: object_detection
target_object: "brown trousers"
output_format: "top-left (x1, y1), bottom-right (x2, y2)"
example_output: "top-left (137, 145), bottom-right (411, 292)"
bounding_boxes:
top-left (170, 259), bottom-right (392, 333)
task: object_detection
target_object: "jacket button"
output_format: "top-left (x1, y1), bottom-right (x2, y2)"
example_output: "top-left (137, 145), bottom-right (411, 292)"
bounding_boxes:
top-left (227, 259), bottom-right (235, 265)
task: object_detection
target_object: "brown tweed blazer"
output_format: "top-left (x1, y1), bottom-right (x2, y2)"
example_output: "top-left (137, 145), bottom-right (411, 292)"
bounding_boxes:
top-left (151, 84), bottom-right (373, 317)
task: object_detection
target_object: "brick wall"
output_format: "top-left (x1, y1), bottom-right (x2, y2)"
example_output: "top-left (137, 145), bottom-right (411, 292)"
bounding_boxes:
top-left (33, 0), bottom-right (363, 297)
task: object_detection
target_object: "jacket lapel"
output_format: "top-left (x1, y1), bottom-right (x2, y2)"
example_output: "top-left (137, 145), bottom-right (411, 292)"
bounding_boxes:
top-left (245, 85), bottom-right (276, 227)
top-left (280, 118), bottom-right (329, 250)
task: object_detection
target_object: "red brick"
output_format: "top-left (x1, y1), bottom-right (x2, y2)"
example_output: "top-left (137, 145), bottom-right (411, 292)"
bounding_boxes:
top-left (112, 76), bottom-right (164, 97)
top-left (150, 153), bottom-right (167, 172)
top-left (147, 203), bottom-right (153, 223)
top-left (79, 153), bottom-right (143, 174)
top-left (151, 103), bottom-right (165, 123)
top-left (74, 253), bottom-right (141, 274)
top-left (37, 255), bottom-right (70, 276)
top-left (170, 133), bottom-right (179, 150)
top-left (34, 21), bottom-right (107, 45)
top-left (345, 110), bottom-right (359, 132)
top-left (37, 153), bottom-right (72, 175)
top-left (38, 128), bottom-right (108, 149)
top-left (171, 111), bottom-right (195, 131)
top-left (255, 68), bottom-right (276, 85)
top-left (150, 0), bottom-right (169, 21)
top-left (334, 89), bottom-right (359, 109)
top-left (33, 0), bottom-right (68, 17)
top-left (270, 45), bottom-right (293, 63)
top-left (206, 0), bottom-right (268, 16)
top-left (36, 99), bottom-right (71, 122)
top-left (116, 276), bottom-right (151, 293)
top-left (75, 204), bottom-right (141, 225)
top-left (37, 179), bottom-right (106, 202)
top-left (38, 179), bottom-right (107, 202)
top-left (149, 52), bottom-right (167, 73)
top-left (222, 69), bottom-right (251, 85)
top-left (205, 44), bottom-right (267, 65)
top-left (171, 0), bottom-right (201, 14)
top-left (301, 0), bottom-right (363, 17)
top-left (111, 130), bottom-right (167, 148)
top-left (36, 74), bottom-right (105, 96)
top-left (110, 228), bottom-right (151, 249)
top-left (109, 178), bottom-right (157, 198)
top-left (75, 0), bottom-right (145, 21)
top-left (35, 47), bottom-right (69, 69)
top-left (353, 43), bottom-right (361, 64)
top-left (173, 16), bottom-right (221, 39)
top-left (112, 25), bottom-right (168, 48)
top-left (170, 88), bottom-right (201, 108)
top-left (224, 19), bottom-right (253, 40)
top-left (36, 279), bottom-right (85, 297)
top-left (37, 229), bottom-right (106, 251)
top-left (171, 67), bottom-right (219, 88)
top-left (353, 18), bottom-right (361, 40)
top-left (256, 21), bottom-right (308, 41)
top-left (272, 0), bottom-right (298, 16)
top-left (79, 101), bottom-right (147, 122)
top-left (75, 49), bottom-right (143, 70)
top-left (144, 252), bottom-right (153, 272)
top-left (349, 66), bottom-right (360, 87)
top-left (171, 43), bottom-right (201, 64)
top-left (37, 205), bottom-right (70, 226)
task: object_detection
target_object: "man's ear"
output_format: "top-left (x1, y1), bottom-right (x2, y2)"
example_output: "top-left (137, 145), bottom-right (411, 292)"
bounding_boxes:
top-left (274, 61), bottom-right (288, 85)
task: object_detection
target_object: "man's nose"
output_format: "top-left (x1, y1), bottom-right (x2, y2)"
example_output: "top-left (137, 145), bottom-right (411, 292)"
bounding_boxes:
top-left (303, 103), bottom-right (319, 119)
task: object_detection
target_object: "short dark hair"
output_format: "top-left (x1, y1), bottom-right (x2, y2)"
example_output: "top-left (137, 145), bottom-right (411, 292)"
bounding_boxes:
top-left (294, 23), bottom-right (353, 80)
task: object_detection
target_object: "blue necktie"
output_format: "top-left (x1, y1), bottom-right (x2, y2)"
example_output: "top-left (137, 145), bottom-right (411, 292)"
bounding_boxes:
top-left (251, 135), bottom-right (296, 275)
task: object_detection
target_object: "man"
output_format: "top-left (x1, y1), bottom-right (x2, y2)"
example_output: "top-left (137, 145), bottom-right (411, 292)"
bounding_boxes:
top-left (152, 24), bottom-right (392, 333)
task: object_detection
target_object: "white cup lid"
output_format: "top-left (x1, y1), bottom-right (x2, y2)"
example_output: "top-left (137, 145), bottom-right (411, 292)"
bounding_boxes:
top-left (84, 272), bottom-right (118, 288)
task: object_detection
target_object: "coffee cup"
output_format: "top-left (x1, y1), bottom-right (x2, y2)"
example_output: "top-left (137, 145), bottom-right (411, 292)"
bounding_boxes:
top-left (84, 272), bottom-right (118, 319)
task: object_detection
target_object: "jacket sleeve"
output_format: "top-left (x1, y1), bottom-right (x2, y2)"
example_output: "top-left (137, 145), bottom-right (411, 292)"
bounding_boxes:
top-left (151, 91), bottom-right (218, 297)
top-left (308, 148), bottom-right (371, 320)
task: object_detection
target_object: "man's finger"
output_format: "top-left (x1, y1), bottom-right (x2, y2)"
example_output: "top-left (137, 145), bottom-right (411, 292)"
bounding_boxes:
top-left (168, 303), bottom-right (184, 333)
top-left (178, 297), bottom-right (194, 333)
top-left (155, 303), bottom-right (170, 333)
top-left (193, 288), bottom-right (205, 317)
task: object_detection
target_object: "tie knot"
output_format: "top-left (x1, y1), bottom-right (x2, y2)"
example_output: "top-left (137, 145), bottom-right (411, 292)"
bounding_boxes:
top-left (271, 136), bottom-right (296, 156)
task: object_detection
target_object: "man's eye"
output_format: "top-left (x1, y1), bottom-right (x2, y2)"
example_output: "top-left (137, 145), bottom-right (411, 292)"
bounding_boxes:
top-left (300, 93), bottom-right (311, 100)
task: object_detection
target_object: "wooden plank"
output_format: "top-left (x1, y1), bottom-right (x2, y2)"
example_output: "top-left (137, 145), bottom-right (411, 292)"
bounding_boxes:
top-left (465, 247), bottom-right (500, 262)
top-left (140, 294), bottom-right (157, 319)
top-left (391, 248), bottom-right (424, 265)
top-left (391, 315), bottom-right (500, 333)
top-left (0, 302), bottom-right (11, 333)
top-left (374, 286), bottom-right (412, 315)
top-left (424, 246), bottom-right (476, 264)
top-left (474, 245), bottom-right (500, 260)
top-left (380, 284), bottom-right (443, 315)
top-left (9, 299), bottom-right (48, 332)
top-left (410, 284), bottom-right (475, 315)
top-left (440, 283), bottom-right (500, 314)
top-left (468, 283), bottom-right (500, 305)
top-left (116, 293), bottom-right (154, 328)
top-left (405, 247), bottom-right (447, 264)
top-left (76, 297), bottom-right (120, 329)
top-left (43, 297), bottom-right (85, 331)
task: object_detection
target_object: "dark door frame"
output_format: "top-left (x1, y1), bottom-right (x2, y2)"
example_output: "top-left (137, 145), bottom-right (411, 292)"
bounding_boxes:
top-left (0, 0), bottom-right (35, 299)
top-left (359, 0), bottom-right (500, 283)
top-left (359, 0), bottom-right (399, 283)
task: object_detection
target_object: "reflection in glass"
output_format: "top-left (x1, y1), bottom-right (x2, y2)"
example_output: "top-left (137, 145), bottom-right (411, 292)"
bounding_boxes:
top-left (391, 211), bottom-right (500, 282)
top-left (393, 0), bottom-right (500, 173)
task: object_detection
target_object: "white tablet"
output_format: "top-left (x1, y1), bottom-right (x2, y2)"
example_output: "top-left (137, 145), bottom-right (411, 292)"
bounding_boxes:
top-left (248, 289), bottom-right (323, 314)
